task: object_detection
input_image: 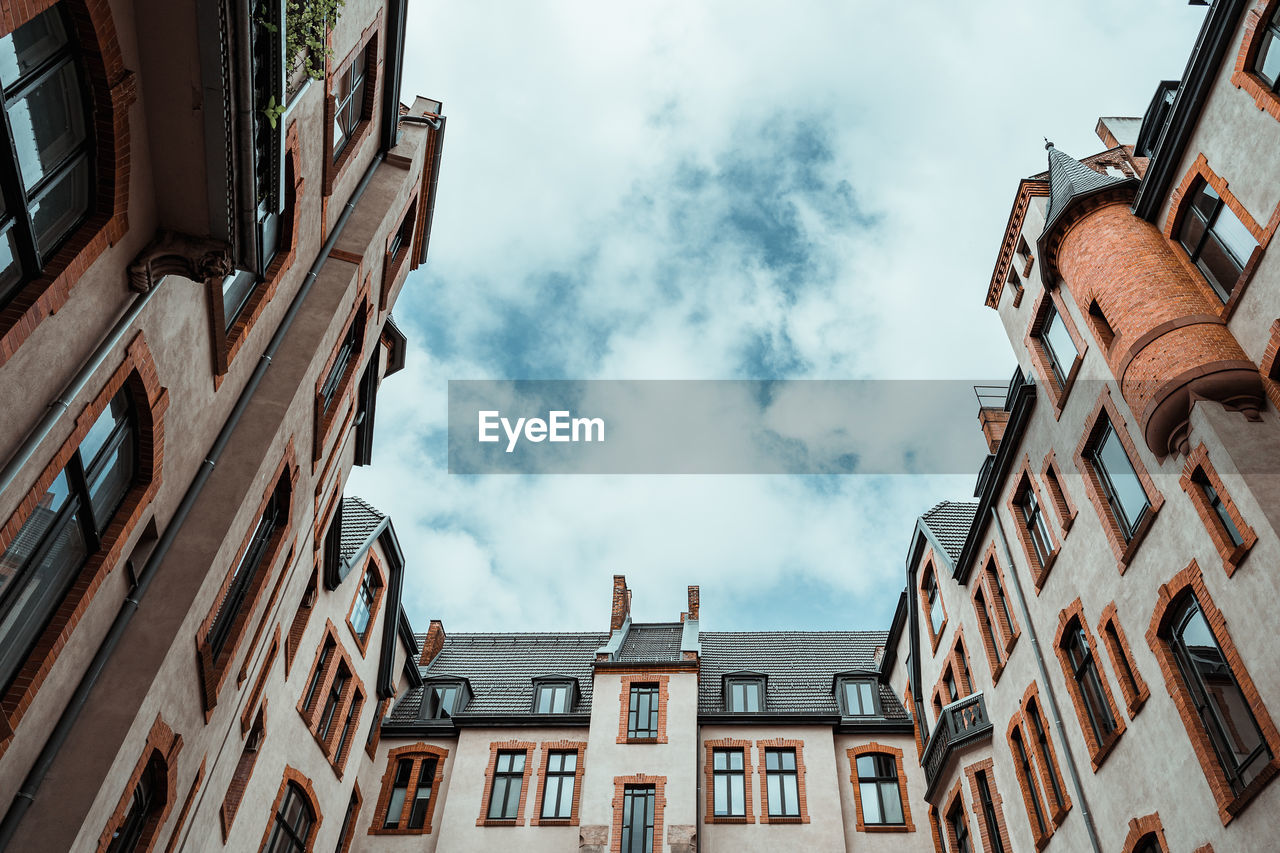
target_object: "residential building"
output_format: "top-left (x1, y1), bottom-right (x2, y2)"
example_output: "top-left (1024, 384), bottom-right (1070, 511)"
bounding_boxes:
top-left (885, 2), bottom-right (1280, 852)
top-left (0, 0), bottom-right (443, 850)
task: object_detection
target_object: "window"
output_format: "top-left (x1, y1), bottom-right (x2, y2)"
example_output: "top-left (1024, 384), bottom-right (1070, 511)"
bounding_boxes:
top-left (0, 387), bottom-right (135, 692)
top-left (105, 757), bottom-right (163, 853)
top-left (974, 771), bottom-right (1005, 853)
top-left (1256, 5), bottom-right (1280, 89)
top-left (1087, 300), bottom-right (1115, 349)
top-left (542, 751), bottom-right (577, 820)
top-left (332, 689), bottom-right (363, 767)
top-left (1133, 834), bottom-right (1164, 853)
top-left (388, 203), bottom-right (415, 259)
top-left (383, 759), bottom-right (412, 828)
top-left (1087, 415), bottom-right (1150, 542)
top-left (317, 664), bottom-right (350, 742)
top-left (285, 570), bottom-right (317, 672)
top-left (1010, 726), bottom-right (1048, 840)
top-left (349, 562), bottom-right (382, 642)
top-left (943, 668), bottom-right (959, 703)
top-left (1017, 486), bottom-right (1053, 568)
top-left (206, 475), bottom-right (288, 660)
top-left (301, 638), bottom-right (333, 714)
top-left (407, 759), bottom-right (436, 829)
top-left (856, 754), bottom-right (904, 826)
top-left (320, 317), bottom-right (362, 413)
top-left (712, 749), bottom-right (746, 818)
top-left (534, 681), bottom-right (573, 713)
top-left (378, 751), bottom-right (443, 832)
top-left (974, 589), bottom-right (1003, 673)
top-left (1167, 594), bottom-right (1271, 795)
top-left (1194, 470), bottom-right (1243, 547)
top-left (922, 567), bottom-right (945, 638)
top-left (0, 6), bottom-right (93, 309)
top-left (620, 785), bottom-right (655, 853)
top-left (726, 677), bottom-right (763, 712)
top-left (487, 751), bottom-right (526, 820)
top-left (948, 799), bottom-right (974, 853)
top-left (764, 748), bottom-right (800, 817)
top-left (425, 681), bottom-right (465, 719)
top-left (840, 678), bottom-right (877, 716)
top-left (1176, 180), bottom-right (1257, 302)
top-left (1063, 624), bottom-right (1117, 745)
top-left (1042, 457), bottom-right (1075, 534)
top-left (628, 683), bottom-right (659, 739)
top-left (334, 790), bottom-right (359, 853)
top-left (332, 42), bottom-right (374, 161)
top-left (1099, 607), bottom-right (1148, 718)
top-left (1036, 302), bottom-right (1078, 388)
top-left (264, 782), bottom-right (314, 853)
top-left (1026, 701), bottom-right (1067, 813)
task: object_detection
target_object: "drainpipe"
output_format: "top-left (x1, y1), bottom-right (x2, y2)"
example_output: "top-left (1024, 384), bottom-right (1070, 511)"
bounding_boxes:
top-left (990, 507), bottom-right (1102, 853)
top-left (0, 151), bottom-right (387, 852)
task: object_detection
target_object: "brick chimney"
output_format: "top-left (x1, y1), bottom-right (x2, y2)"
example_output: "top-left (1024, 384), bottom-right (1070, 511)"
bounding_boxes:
top-left (610, 575), bottom-right (631, 632)
top-left (687, 585), bottom-right (700, 621)
top-left (978, 406), bottom-right (1009, 453)
top-left (420, 619), bottom-right (446, 666)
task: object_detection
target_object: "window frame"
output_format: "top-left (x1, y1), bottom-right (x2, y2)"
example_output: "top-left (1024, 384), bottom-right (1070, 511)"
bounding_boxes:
top-left (1026, 290), bottom-right (1085, 411)
top-left (1054, 602), bottom-right (1125, 769)
top-left (1174, 178), bottom-right (1257, 303)
top-left (261, 779), bottom-right (316, 853)
top-left (372, 745), bottom-right (448, 835)
top-left (723, 673), bottom-right (766, 713)
top-left (620, 784), bottom-right (656, 853)
top-left (627, 683), bottom-right (660, 740)
top-left (479, 742), bottom-right (532, 825)
top-left (920, 558), bottom-right (947, 651)
top-left (855, 753), bottom-right (905, 828)
top-left (531, 677), bottom-right (577, 714)
top-left (539, 749), bottom-right (579, 821)
top-left (325, 25), bottom-right (380, 195)
top-left (762, 747), bottom-right (801, 820)
top-left (422, 678), bottom-right (468, 720)
top-left (346, 553), bottom-right (386, 655)
top-left (711, 748), bottom-right (747, 819)
top-left (836, 675), bottom-right (880, 717)
top-left (1179, 444), bottom-right (1257, 576)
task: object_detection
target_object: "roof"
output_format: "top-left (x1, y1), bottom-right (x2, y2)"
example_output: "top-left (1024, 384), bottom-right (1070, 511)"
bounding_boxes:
top-left (699, 631), bottom-right (908, 719)
top-left (920, 501), bottom-right (977, 565)
top-left (617, 623), bottom-right (684, 663)
top-left (340, 496), bottom-right (386, 563)
top-left (389, 632), bottom-right (609, 723)
top-left (1040, 144), bottom-right (1127, 237)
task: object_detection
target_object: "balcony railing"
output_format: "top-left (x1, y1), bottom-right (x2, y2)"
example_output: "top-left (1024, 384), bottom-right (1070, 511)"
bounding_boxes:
top-left (922, 691), bottom-right (993, 798)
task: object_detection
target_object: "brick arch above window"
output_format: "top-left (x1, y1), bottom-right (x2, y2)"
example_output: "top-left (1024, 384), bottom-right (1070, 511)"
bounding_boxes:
top-left (0, 331), bottom-right (166, 754)
top-left (847, 742), bottom-right (915, 832)
top-left (0, 0), bottom-right (135, 368)
top-left (96, 714), bottom-right (182, 853)
top-left (1120, 812), bottom-right (1170, 853)
top-left (258, 767), bottom-right (323, 853)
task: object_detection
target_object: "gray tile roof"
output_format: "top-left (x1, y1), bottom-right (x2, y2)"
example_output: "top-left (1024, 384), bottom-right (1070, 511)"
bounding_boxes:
top-left (698, 631), bottom-right (907, 719)
top-left (388, 632), bottom-right (609, 723)
top-left (920, 501), bottom-right (977, 565)
top-left (340, 496), bottom-right (386, 563)
top-left (617, 623), bottom-right (684, 663)
top-left (1040, 144), bottom-right (1127, 237)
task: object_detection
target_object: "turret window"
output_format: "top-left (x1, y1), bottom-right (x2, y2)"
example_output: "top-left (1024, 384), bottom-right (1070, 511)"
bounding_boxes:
top-left (1176, 180), bottom-right (1257, 302)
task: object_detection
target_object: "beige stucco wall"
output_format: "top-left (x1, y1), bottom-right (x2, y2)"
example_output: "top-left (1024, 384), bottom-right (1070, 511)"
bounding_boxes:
top-left (355, 734), bottom-right (458, 853)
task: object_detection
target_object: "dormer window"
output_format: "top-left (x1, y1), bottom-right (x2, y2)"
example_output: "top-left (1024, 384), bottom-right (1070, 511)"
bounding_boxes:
top-left (723, 674), bottom-right (766, 712)
top-left (532, 678), bottom-right (577, 714)
top-left (836, 675), bottom-right (879, 717)
top-left (424, 680), bottom-right (467, 719)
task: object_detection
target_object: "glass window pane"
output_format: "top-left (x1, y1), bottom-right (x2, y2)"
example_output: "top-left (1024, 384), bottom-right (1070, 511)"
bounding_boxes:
top-left (859, 682), bottom-right (875, 713)
top-left (8, 61), bottom-right (86, 192)
top-left (767, 779), bottom-right (781, 815)
top-left (0, 11), bottom-right (66, 87)
top-left (1198, 234), bottom-right (1243, 300)
top-left (729, 775), bottom-right (743, 814)
top-left (79, 393), bottom-right (128, 468)
top-left (1042, 309), bottom-right (1078, 377)
top-left (1259, 30), bottom-right (1280, 86)
top-left (1211, 205), bottom-right (1256, 267)
top-left (1192, 183), bottom-right (1220, 219)
top-left (881, 780), bottom-right (904, 823)
top-left (1178, 209), bottom-right (1207, 255)
top-left (856, 755), bottom-right (874, 778)
top-left (86, 434), bottom-right (132, 531)
top-left (713, 776), bottom-right (727, 814)
top-left (859, 782), bottom-right (881, 823)
top-left (30, 155), bottom-right (89, 254)
top-left (781, 774), bottom-right (799, 814)
top-left (1097, 427), bottom-right (1148, 532)
top-left (0, 226), bottom-right (19, 304)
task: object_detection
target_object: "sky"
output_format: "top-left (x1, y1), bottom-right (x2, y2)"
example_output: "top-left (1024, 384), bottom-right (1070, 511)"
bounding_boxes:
top-left (349, 0), bottom-right (1208, 634)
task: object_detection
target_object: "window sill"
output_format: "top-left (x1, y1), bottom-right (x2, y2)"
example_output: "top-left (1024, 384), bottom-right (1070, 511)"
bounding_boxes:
top-left (1031, 548), bottom-right (1059, 594)
top-left (861, 823), bottom-right (911, 833)
top-left (533, 817), bottom-right (579, 826)
top-left (1220, 756), bottom-right (1280, 824)
top-left (1087, 727), bottom-right (1124, 772)
top-left (764, 815), bottom-right (806, 824)
top-left (1115, 504), bottom-right (1159, 574)
top-left (369, 826), bottom-right (433, 836)
top-left (624, 736), bottom-right (660, 744)
top-left (707, 815), bottom-right (751, 824)
top-left (477, 818), bottom-right (523, 827)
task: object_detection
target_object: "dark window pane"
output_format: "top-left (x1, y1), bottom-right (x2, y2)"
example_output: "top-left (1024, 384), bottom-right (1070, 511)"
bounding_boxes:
top-left (86, 434), bottom-right (132, 532)
top-left (1196, 233), bottom-right (1244, 301)
top-left (1213, 204), bottom-right (1257, 266)
top-left (1178, 209), bottom-right (1208, 257)
top-left (0, 10), bottom-right (66, 87)
top-left (30, 154), bottom-right (89, 253)
top-left (1093, 424), bottom-right (1149, 538)
top-left (8, 60), bottom-right (85, 192)
top-left (1259, 28), bottom-right (1280, 86)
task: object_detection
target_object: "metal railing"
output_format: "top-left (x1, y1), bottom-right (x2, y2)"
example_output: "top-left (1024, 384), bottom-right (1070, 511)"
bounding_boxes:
top-left (922, 691), bottom-right (993, 798)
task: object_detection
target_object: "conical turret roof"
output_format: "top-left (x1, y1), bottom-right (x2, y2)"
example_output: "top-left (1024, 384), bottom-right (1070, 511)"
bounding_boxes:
top-left (1040, 142), bottom-right (1128, 237)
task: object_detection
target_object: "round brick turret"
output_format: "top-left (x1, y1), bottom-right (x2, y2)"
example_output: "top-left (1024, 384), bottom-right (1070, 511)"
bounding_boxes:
top-left (1053, 201), bottom-right (1261, 456)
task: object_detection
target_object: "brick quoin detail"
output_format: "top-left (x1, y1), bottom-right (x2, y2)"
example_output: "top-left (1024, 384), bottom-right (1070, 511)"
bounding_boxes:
top-left (369, 743), bottom-right (448, 834)
top-left (0, 332), bottom-right (167, 754)
top-left (1097, 602), bottom-right (1150, 720)
top-left (163, 754), bottom-right (205, 853)
top-left (964, 758), bottom-right (1012, 853)
top-left (1179, 443), bottom-right (1258, 576)
top-left (257, 767), bottom-right (322, 852)
top-left (1121, 812), bottom-right (1170, 853)
top-left (1053, 598), bottom-right (1126, 769)
top-left (196, 441), bottom-right (298, 715)
top-left (610, 774), bottom-right (666, 853)
top-left (1146, 560), bottom-right (1280, 823)
top-left (0, 0), bottom-right (134, 369)
top-left (617, 673), bottom-right (670, 744)
top-left (919, 553), bottom-right (948, 655)
top-left (704, 738), bottom-right (755, 824)
top-left (476, 740), bottom-right (535, 826)
top-left (847, 742), bottom-right (914, 832)
top-left (1040, 450), bottom-right (1078, 535)
top-left (1007, 458), bottom-right (1060, 592)
top-left (96, 714), bottom-right (182, 853)
top-left (532, 740), bottom-right (587, 826)
top-left (1073, 389), bottom-right (1163, 572)
top-left (756, 738), bottom-right (809, 824)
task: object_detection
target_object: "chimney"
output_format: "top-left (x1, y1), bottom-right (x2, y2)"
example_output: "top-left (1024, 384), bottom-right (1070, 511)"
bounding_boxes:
top-left (978, 406), bottom-right (1009, 453)
top-left (610, 575), bottom-right (631, 632)
top-left (420, 619), bottom-right (446, 666)
top-left (687, 585), bottom-right (700, 621)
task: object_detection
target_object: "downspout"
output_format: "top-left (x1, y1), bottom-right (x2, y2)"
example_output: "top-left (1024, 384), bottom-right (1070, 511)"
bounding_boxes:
top-left (0, 151), bottom-right (388, 852)
top-left (990, 507), bottom-right (1102, 853)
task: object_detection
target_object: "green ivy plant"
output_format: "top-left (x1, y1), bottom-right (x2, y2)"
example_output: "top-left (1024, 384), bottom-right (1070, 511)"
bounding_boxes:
top-left (261, 95), bottom-right (286, 128)
top-left (285, 0), bottom-right (343, 80)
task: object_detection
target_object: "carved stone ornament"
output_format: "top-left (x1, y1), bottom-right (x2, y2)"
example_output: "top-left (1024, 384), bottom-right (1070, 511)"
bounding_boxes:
top-left (127, 230), bottom-right (234, 293)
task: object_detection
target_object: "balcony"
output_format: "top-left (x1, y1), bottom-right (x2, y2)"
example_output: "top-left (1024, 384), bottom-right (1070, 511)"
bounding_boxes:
top-left (922, 691), bottom-right (993, 798)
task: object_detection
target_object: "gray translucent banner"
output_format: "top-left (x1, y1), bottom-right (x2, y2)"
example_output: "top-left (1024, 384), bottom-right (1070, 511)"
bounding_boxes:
top-left (448, 380), bottom-right (1014, 474)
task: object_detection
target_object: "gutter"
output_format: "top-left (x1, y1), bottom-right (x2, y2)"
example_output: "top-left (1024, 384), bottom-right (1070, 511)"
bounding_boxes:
top-left (0, 150), bottom-right (389, 852)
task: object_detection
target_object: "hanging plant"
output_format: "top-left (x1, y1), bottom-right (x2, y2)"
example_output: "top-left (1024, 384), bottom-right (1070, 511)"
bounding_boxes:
top-left (285, 0), bottom-right (343, 81)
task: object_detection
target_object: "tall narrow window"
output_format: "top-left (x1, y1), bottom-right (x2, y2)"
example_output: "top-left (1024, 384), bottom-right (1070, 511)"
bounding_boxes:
top-left (712, 749), bottom-right (746, 818)
top-left (302, 638), bottom-right (333, 713)
top-left (0, 387), bottom-right (136, 692)
top-left (349, 564), bottom-right (381, 641)
top-left (1064, 626), bottom-right (1116, 744)
top-left (333, 691), bottom-right (362, 765)
top-left (975, 771), bottom-right (1005, 853)
top-left (541, 751), bottom-right (577, 820)
top-left (408, 757), bottom-right (437, 829)
top-left (1027, 703), bottom-right (1066, 812)
top-left (1011, 727), bottom-right (1048, 839)
top-left (1168, 595), bottom-right (1271, 794)
top-left (1037, 302), bottom-right (1078, 387)
top-left (320, 318), bottom-right (362, 413)
top-left (923, 569), bottom-right (944, 637)
top-left (0, 6), bottom-right (94, 308)
top-left (206, 476), bottom-right (288, 659)
top-left (317, 663), bottom-right (350, 742)
top-left (1192, 470), bottom-right (1244, 547)
top-left (382, 759), bottom-right (412, 828)
top-left (332, 43), bottom-right (374, 161)
top-left (1176, 180), bottom-right (1256, 302)
top-left (1017, 487), bottom-right (1053, 568)
top-left (856, 754), bottom-right (905, 826)
top-left (948, 800), bottom-right (974, 853)
top-left (765, 748), bottom-right (800, 817)
top-left (620, 785), bottom-right (655, 853)
top-left (1133, 834), bottom-right (1165, 853)
top-left (628, 684), bottom-right (659, 738)
top-left (1256, 6), bottom-right (1280, 89)
top-left (487, 751), bottom-right (526, 820)
top-left (264, 782), bottom-right (314, 853)
top-left (1088, 300), bottom-right (1115, 349)
top-left (335, 791), bottom-right (359, 853)
top-left (105, 757), bottom-right (164, 853)
top-left (1088, 417), bottom-right (1150, 541)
